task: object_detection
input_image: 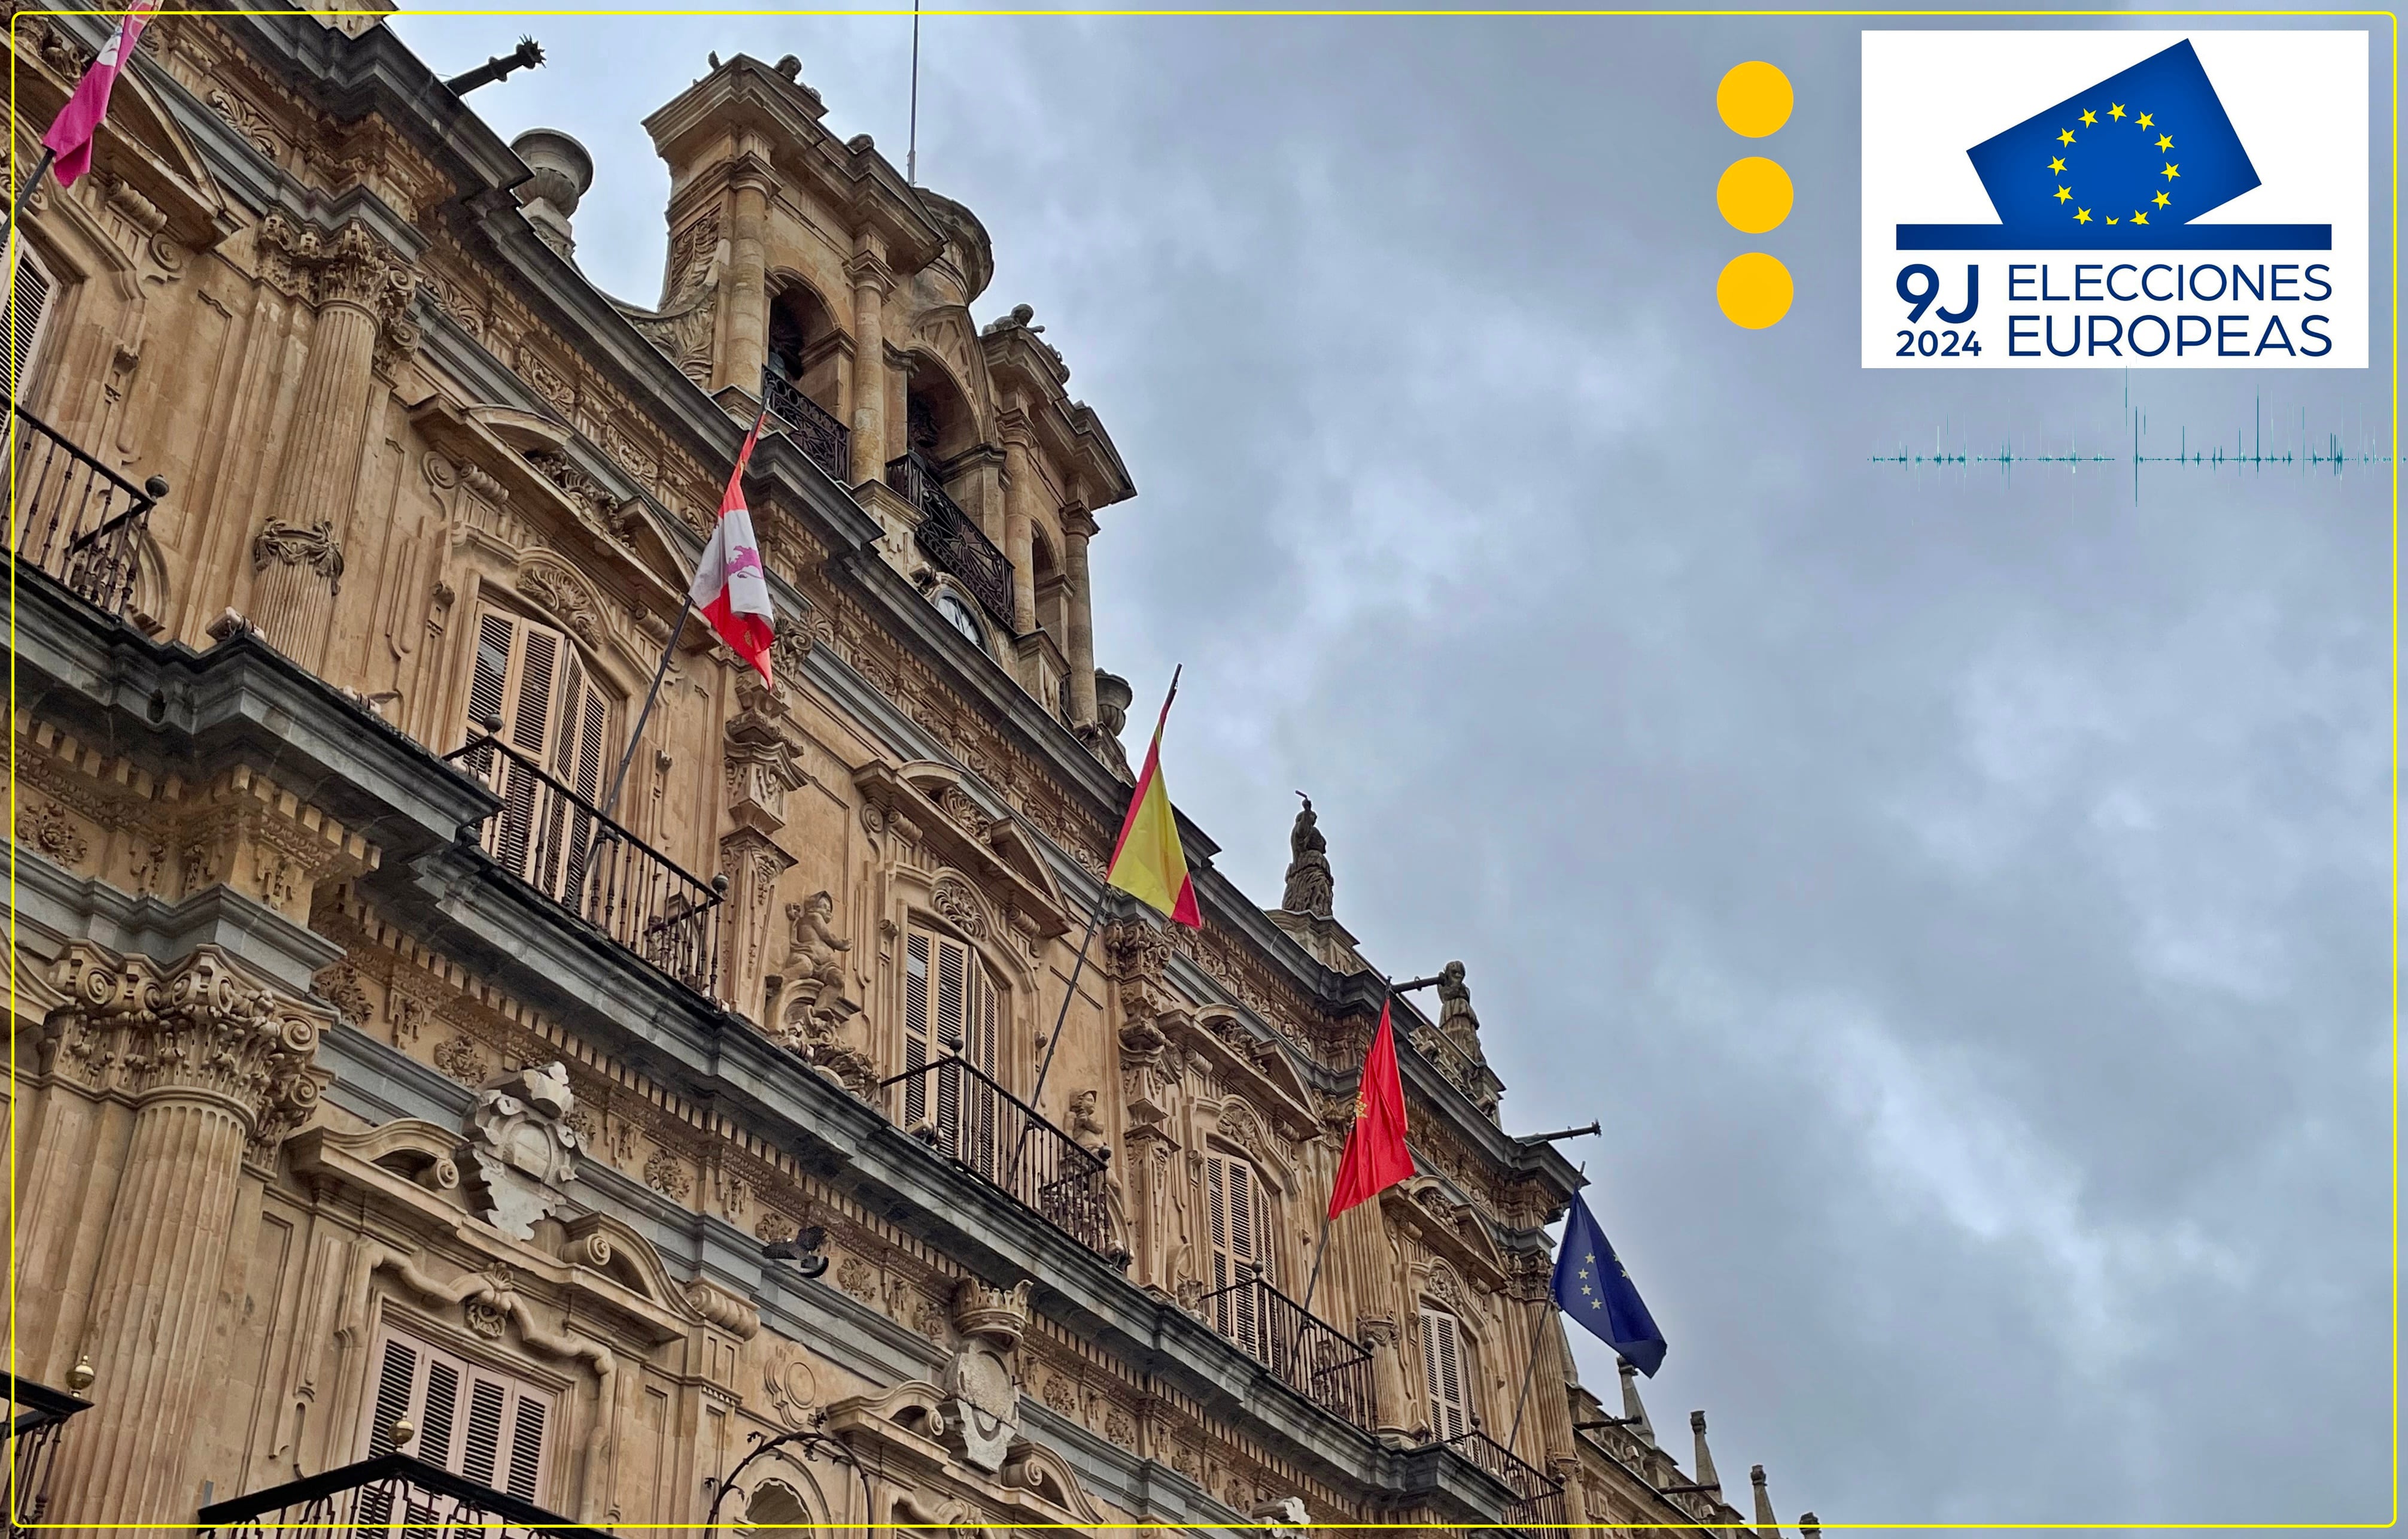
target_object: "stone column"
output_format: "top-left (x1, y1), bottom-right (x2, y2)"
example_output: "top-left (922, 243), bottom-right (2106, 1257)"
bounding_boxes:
top-left (846, 245), bottom-right (893, 486)
top-left (1062, 506), bottom-right (1098, 725)
top-left (717, 171), bottom-right (771, 394)
top-left (42, 946), bottom-right (327, 1536)
top-left (1001, 433), bottom-right (1039, 635)
top-left (250, 218), bottom-right (410, 669)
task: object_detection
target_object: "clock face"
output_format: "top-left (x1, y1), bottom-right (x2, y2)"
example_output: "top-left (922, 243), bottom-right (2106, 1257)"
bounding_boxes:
top-left (935, 591), bottom-right (983, 649)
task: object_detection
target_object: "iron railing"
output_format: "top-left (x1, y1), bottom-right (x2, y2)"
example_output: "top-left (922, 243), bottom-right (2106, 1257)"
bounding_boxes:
top-left (194, 1452), bottom-right (606, 1539)
top-left (1437, 1430), bottom-right (1569, 1531)
top-left (878, 1054), bottom-right (1117, 1258)
top-left (444, 733), bottom-right (726, 997)
top-left (4, 1372), bottom-right (89, 1536)
top-left (758, 367), bottom-right (850, 482)
top-left (885, 451), bottom-right (1014, 631)
top-left (8, 403), bottom-right (165, 620)
top-left (1197, 1270), bottom-right (1376, 1429)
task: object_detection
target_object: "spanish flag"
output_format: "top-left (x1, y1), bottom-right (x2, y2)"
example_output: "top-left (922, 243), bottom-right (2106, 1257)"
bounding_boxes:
top-left (1105, 669), bottom-right (1201, 928)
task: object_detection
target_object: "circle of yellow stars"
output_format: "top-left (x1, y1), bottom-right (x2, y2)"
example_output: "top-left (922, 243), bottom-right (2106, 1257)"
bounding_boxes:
top-left (2047, 101), bottom-right (2178, 228)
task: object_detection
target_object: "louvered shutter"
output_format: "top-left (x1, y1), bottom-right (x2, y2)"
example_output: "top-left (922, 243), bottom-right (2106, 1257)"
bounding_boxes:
top-left (1419, 1306), bottom-right (1468, 1439)
top-left (5, 244), bottom-right (51, 399)
top-left (901, 927), bottom-right (1002, 1176)
top-left (361, 1327), bottom-right (554, 1510)
top-left (903, 933), bottom-right (932, 1127)
top-left (461, 611), bottom-right (616, 909)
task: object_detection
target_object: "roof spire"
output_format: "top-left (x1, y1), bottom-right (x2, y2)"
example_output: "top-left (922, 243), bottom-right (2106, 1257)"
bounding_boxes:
top-left (1689, 1410), bottom-right (1720, 1492)
top-left (1752, 1464), bottom-right (1780, 1538)
top-left (1618, 1359), bottom-right (1655, 1445)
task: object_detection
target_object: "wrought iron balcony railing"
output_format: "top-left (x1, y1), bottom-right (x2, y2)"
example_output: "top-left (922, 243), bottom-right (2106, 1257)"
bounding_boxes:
top-left (1197, 1270), bottom-right (1376, 1430)
top-left (8, 403), bottom-right (166, 621)
top-left (885, 451), bottom-right (1014, 632)
top-left (194, 1452), bottom-right (607, 1539)
top-left (4, 1371), bottom-right (90, 1537)
top-left (758, 367), bottom-right (850, 482)
top-left (1434, 1429), bottom-right (1569, 1531)
top-left (444, 731), bottom-right (727, 998)
top-left (878, 1053), bottom-right (1118, 1260)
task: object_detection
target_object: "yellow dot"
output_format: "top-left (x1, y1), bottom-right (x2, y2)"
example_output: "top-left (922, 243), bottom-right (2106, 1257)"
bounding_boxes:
top-left (1717, 61), bottom-right (1793, 138)
top-left (1715, 156), bottom-right (1793, 233)
top-left (1716, 253), bottom-right (1793, 329)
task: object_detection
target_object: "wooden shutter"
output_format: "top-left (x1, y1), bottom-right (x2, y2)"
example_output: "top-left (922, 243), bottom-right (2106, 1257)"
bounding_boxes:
top-left (461, 611), bottom-right (614, 907)
top-left (902, 927), bottom-right (999, 1175)
top-left (1420, 1305), bottom-right (1469, 1440)
top-left (361, 1326), bottom-right (554, 1507)
top-left (5, 244), bottom-right (51, 399)
top-left (1204, 1152), bottom-right (1267, 1356)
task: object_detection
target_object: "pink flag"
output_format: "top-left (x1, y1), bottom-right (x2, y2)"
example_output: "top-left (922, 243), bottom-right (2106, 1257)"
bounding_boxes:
top-left (689, 411), bottom-right (775, 682)
top-left (41, 0), bottom-right (161, 189)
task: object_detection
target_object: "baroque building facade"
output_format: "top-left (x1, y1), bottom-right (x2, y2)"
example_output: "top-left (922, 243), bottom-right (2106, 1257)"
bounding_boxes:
top-left (4, 6), bottom-right (1808, 1534)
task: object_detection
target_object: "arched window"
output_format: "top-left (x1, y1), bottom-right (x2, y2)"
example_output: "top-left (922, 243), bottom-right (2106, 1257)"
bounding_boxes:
top-left (1419, 1302), bottom-right (1473, 1440)
top-left (931, 588), bottom-right (986, 652)
top-left (900, 922), bottom-right (1004, 1175)
top-left (461, 608), bottom-right (616, 904)
top-left (740, 1480), bottom-right (813, 1536)
top-left (1203, 1149), bottom-right (1272, 1353)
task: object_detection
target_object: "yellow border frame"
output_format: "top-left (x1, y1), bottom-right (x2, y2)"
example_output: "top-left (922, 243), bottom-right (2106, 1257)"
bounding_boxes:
top-left (4, 7), bottom-right (2396, 1530)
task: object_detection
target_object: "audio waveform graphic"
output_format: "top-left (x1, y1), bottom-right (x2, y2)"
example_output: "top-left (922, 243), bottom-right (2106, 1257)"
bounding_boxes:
top-left (1871, 382), bottom-right (2391, 503)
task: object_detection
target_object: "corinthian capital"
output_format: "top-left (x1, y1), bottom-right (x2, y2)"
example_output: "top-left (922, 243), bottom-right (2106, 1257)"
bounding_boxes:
top-left (41, 944), bottom-right (330, 1148)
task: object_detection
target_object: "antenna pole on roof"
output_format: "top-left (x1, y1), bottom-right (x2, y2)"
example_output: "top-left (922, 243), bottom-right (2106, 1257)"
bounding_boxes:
top-left (906, 0), bottom-right (922, 185)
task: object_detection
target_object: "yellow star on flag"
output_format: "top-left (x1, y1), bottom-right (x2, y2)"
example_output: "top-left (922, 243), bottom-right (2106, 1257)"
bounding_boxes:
top-left (2053, 186), bottom-right (2072, 203)
top-left (2048, 156), bottom-right (2066, 175)
top-left (2137, 112), bottom-right (2154, 129)
top-left (2162, 163), bottom-right (2180, 180)
top-left (2079, 108), bottom-right (2097, 126)
top-left (2059, 129), bottom-right (2077, 146)
top-left (2132, 210), bottom-right (2148, 225)
top-left (2103, 215), bottom-right (2119, 224)
top-left (2156, 134), bottom-right (2174, 152)
top-left (2108, 103), bottom-right (2126, 120)
top-left (2074, 207), bottom-right (2092, 224)
top-left (2152, 191), bottom-right (2171, 209)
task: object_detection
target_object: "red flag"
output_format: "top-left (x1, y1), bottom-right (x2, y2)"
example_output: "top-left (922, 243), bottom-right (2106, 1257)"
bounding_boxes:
top-left (41, 0), bottom-right (161, 189)
top-left (1327, 998), bottom-right (1415, 1219)
top-left (689, 411), bottom-right (774, 682)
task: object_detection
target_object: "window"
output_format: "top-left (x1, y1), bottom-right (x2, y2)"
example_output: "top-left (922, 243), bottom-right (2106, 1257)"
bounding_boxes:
top-left (463, 609), bottom-right (613, 904)
top-left (932, 590), bottom-right (984, 651)
top-left (5, 242), bottom-right (52, 400)
top-left (361, 1326), bottom-right (553, 1505)
top-left (901, 925), bottom-right (1001, 1174)
top-left (1419, 1303), bottom-right (1471, 1440)
top-left (1203, 1151), bottom-right (1270, 1356)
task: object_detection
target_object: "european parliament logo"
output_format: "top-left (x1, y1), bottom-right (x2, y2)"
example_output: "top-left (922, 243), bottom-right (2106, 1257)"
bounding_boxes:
top-left (1862, 32), bottom-right (2367, 369)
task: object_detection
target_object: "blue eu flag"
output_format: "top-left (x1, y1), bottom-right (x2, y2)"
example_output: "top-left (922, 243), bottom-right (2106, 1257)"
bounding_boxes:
top-left (1898, 39), bottom-right (2330, 250)
top-left (1552, 1193), bottom-right (1667, 1377)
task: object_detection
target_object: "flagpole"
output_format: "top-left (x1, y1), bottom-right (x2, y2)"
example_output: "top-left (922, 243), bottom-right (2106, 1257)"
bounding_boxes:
top-left (599, 593), bottom-right (691, 823)
top-left (1503, 1294), bottom-right (1553, 1456)
top-left (1, 147), bottom-right (55, 250)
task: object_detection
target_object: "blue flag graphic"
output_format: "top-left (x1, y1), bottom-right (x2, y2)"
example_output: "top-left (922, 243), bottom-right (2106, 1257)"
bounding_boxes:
top-left (1898, 40), bottom-right (2330, 250)
top-left (1552, 1192), bottom-right (1667, 1377)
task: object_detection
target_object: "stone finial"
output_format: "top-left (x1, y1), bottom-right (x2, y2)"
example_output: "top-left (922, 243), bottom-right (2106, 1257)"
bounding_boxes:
top-left (1083, 670), bottom-right (1135, 781)
top-left (1799, 1513), bottom-right (1820, 1539)
top-left (512, 129), bottom-right (592, 261)
top-left (1689, 1409), bottom-right (1719, 1491)
top-left (462, 1061), bottom-right (580, 1239)
top-left (1280, 793), bottom-right (1334, 918)
top-left (1618, 1359), bottom-right (1656, 1446)
top-left (1752, 1464), bottom-right (1779, 1538)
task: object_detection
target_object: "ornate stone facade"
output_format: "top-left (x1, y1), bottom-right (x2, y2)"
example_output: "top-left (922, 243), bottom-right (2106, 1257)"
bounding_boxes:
top-left (5, 11), bottom-right (1792, 1539)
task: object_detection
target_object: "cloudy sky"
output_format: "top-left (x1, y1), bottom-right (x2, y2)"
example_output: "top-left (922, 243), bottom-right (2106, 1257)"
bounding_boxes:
top-left (388, 10), bottom-right (2395, 1526)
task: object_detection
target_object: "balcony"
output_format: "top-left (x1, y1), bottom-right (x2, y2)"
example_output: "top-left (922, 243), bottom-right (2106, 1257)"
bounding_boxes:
top-left (444, 732), bottom-right (727, 998)
top-left (886, 450), bottom-right (1014, 632)
top-left (758, 367), bottom-right (850, 483)
top-left (8, 403), bottom-right (166, 622)
top-left (879, 1053), bottom-right (1120, 1261)
top-left (1197, 1270), bottom-right (1376, 1429)
top-left (195, 1452), bottom-right (606, 1539)
top-left (4, 1371), bottom-right (90, 1537)
top-left (1433, 1430), bottom-right (1568, 1530)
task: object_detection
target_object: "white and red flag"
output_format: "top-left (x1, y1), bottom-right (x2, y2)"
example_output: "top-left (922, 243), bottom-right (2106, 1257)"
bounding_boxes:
top-left (689, 411), bottom-right (776, 682)
top-left (41, 0), bottom-right (162, 189)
